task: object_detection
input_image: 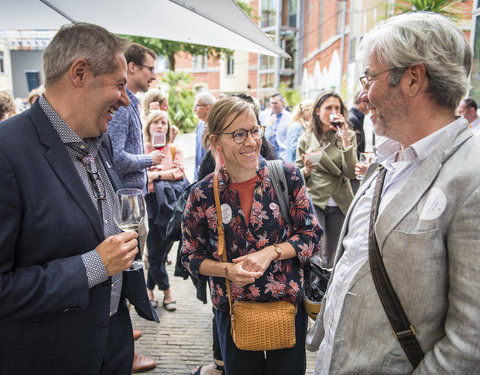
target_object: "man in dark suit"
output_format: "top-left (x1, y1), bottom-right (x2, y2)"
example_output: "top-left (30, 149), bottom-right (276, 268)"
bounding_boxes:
top-left (0, 23), bottom-right (158, 375)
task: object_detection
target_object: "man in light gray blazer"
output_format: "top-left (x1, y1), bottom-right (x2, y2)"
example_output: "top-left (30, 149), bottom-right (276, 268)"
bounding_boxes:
top-left (308, 12), bottom-right (480, 374)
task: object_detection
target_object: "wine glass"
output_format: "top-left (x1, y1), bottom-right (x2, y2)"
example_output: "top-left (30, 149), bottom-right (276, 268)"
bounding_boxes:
top-left (113, 188), bottom-right (145, 271)
top-left (330, 113), bottom-right (343, 138)
top-left (356, 152), bottom-right (374, 180)
top-left (152, 132), bottom-right (166, 151)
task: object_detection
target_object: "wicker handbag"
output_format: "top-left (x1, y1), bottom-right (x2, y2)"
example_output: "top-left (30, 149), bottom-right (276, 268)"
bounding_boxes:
top-left (213, 173), bottom-right (297, 351)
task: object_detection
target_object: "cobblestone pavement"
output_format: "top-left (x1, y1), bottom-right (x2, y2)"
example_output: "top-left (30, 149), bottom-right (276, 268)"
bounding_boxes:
top-left (130, 260), bottom-right (319, 374)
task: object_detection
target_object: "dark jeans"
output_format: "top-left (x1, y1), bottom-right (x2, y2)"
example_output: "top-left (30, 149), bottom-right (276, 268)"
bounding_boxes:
top-left (146, 219), bottom-right (173, 291)
top-left (215, 303), bottom-right (307, 375)
top-left (315, 205), bottom-right (345, 269)
top-left (212, 310), bottom-right (223, 361)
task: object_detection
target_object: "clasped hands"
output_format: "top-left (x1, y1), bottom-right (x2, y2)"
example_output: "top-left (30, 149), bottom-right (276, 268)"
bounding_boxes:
top-left (225, 247), bottom-right (277, 287)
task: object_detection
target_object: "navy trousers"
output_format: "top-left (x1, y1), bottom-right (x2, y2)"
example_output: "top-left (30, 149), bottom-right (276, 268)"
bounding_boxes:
top-left (146, 219), bottom-right (173, 291)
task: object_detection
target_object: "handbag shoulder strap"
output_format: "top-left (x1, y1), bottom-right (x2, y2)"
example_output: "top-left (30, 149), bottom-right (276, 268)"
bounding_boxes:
top-left (213, 172), bottom-right (233, 313)
top-left (266, 160), bottom-right (293, 231)
top-left (368, 165), bottom-right (425, 368)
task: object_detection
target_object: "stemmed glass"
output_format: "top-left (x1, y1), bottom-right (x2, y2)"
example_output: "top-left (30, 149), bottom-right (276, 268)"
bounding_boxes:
top-left (356, 152), bottom-right (374, 180)
top-left (113, 188), bottom-right (145, 271)
top-left (330, 112), bottom-right (343, 139)
top-left (152, 132), bottom-right (166, 151)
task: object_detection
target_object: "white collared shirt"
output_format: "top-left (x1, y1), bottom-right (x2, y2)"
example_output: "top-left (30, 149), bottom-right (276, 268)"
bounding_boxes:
top-left (314, 117), bottom-right (466, 375)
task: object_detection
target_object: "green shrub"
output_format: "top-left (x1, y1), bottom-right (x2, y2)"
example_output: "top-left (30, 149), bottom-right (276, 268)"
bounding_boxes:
top-left (162, 71), bottom-right (197, 133)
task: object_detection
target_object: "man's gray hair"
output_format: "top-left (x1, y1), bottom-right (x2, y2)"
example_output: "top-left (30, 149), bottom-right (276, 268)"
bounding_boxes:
top-left (196, 92), bottom-right (216, 106)
top-left (360, 11), bottom-right (472, 109)
top-left (43, 23), bottom-right (126, 87)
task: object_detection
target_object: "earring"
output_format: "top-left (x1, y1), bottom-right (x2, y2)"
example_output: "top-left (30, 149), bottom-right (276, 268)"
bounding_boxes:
top-left (217, 147), bottom-right (222, 151)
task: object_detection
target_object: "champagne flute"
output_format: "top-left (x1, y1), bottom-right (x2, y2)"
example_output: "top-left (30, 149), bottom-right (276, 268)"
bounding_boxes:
top-left (152, 132), bottom-right (166, 151)
top-left (113, 188), bottom-right (145, 271)
top-left (330, 113), bottom-right (343, 138)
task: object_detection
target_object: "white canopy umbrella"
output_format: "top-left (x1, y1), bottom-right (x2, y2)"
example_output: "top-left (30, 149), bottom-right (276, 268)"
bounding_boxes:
top-left (0, 0), bottom-right (289, 59)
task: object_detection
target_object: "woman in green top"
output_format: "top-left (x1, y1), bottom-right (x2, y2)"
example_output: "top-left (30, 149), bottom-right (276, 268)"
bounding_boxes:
top-left (296, 90), bottom-right (357, 268)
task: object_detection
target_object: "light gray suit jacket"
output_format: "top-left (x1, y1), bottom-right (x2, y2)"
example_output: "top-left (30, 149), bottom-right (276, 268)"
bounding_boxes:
top-left (308, 120), bottom-right (480, 374)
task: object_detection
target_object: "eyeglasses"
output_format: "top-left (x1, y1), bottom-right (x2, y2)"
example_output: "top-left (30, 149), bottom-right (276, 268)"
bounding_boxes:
top-left (217, 125), bottom-right (265, 144)
top-left (194, 104), bottom-right (208, 108)
top-left (139, 64), bottom-right (155, 74)
top-left (81, 155), bottom-right (106, 201)
top-left (359, 67), bottom-right (397, 91)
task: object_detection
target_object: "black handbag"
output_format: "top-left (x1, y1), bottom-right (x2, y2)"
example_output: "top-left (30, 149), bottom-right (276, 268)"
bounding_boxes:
top-left (166, 182), bottom-right (195, 241)
top-left (303, 253), bottom-right (331, 320)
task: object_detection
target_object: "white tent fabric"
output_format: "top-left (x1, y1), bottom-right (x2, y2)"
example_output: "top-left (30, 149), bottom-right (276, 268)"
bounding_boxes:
top-left (0, 0), bottom-right (289, 59)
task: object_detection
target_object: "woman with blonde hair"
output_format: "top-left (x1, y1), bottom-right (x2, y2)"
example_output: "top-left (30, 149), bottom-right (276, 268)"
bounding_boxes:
top-left (142, 88), bottom-right (169, 118)
top-left (144, 110), bottom-right (186, 311)
top-left (143, 88), bottom-right (179, 142)
top-left (286, 99), bottom-right (314, 162)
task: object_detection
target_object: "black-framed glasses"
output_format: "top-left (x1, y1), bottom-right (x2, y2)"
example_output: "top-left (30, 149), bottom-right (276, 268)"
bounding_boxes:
top-left (359, 67), bottom-right (396, 91)
top-left (81, 155), bottom-right (106, 201)
top-left (194, 103), bottom-right (208, 108)
top-left (139, 64), bottom-right (155, 74)
top-left (217, 125), bottom-right (265, 144)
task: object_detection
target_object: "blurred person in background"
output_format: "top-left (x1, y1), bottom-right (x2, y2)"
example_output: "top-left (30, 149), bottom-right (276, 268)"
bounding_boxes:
top-left (296, 90), bottom-right (357, 269)
top-left (143, 110), bottom-right (186, 312)
top-left (194, 92), bottom-right (216, 181)
top-left (259, 92), bottom-right (292, 160)
top-left (27, 86), bottom-right (44, 107)
top-left (457, 97), bottom-right (480, 135)
top-left (348, 89), bottom-right (369, 156)
top-left (0, 90), bottom-right (16, 121)
top-left (142, 88), bottom-right (178, 142)
top-left (287, 99), bottom-right (314, 163)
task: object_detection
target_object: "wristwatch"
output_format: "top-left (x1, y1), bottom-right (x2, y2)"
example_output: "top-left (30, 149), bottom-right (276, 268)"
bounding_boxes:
top-left (273, 244), bottom-right (282, 260)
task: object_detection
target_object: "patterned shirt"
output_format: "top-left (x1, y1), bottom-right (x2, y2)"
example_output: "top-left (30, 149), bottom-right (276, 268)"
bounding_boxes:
top-left (39, 96), bottom-right (122, 316)
top-left (107, 87), bottom-right (152, 194)
top-left (181, 158), bottom-right (322, 311)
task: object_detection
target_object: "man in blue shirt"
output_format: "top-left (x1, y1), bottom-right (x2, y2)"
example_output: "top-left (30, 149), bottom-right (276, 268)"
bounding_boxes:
top-left (260, 92), bottom-right (291, 160)
top-left (193, 92), bottom-right (215, 180)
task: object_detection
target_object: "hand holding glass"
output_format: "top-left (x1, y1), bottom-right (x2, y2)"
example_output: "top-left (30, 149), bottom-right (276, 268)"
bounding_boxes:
top-left (356, 152), bottom-right (374, 180)
top-left (330, 113), bottom-right (343, 138)
top-left (152, 132), bottom-right (166, 151)
top-left (113, 188), bottom-right (145, 271)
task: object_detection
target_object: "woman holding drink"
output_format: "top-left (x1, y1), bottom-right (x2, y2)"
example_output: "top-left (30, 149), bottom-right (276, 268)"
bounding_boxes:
top-left (296, 89), bottom-right (357, 268)
top-left (144, 110), bottom-right (186, 310)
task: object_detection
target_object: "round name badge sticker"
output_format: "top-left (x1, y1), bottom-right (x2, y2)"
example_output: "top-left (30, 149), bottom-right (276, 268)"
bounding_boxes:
top-left (269, 202), bottom-right (277, 211)
top-left (419, 187), bottom-right (447, 221)
top-left (221, 203), bottom-right (232, 224)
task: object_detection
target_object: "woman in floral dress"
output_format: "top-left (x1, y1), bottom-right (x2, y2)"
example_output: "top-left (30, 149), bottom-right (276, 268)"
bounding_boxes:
top-left (181, 97), bottom-right (322, 375)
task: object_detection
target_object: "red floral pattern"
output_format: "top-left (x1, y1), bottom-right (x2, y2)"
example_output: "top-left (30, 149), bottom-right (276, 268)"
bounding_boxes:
top-left (181, 158), bottom-right (323, 311)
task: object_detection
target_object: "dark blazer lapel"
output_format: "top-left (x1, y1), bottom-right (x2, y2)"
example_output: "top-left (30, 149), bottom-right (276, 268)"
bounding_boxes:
top-left (28, 103), bottom-right (104, 240)
top-left (375, 123), bottom-right (471, 250)
top-left (98, 134), bottom-right (123, 191)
